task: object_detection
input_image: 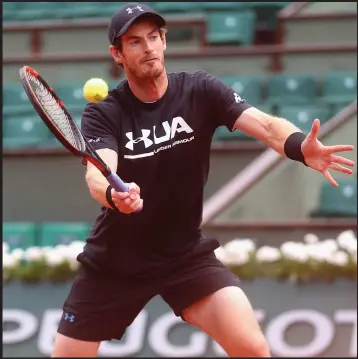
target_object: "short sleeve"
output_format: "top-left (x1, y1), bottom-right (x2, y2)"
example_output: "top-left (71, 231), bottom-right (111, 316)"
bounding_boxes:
top-left (81, 103), bottom-right (118, 153)
top-left (203, 73), bottom-right (252, 131)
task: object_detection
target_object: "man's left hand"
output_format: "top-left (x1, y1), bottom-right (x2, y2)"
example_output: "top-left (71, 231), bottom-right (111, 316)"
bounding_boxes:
top-left (302, 119), bottom-right (355, 187)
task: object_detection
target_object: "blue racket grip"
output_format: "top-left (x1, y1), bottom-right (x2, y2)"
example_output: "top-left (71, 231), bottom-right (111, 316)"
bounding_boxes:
top-left (106, 171), bottom-right (128, 193)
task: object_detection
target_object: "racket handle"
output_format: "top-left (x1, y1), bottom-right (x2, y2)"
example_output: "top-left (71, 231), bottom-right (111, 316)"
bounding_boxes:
top-left (106, 172), bottom-right (128, 192)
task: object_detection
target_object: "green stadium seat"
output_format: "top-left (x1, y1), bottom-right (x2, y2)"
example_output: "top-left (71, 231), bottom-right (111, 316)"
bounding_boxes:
top-left (3, 11), bottom-right (17, 22)
top-left (97, 3), bottom-right (132, 17)
top-left (54, 83), bottom-right (87, 112)
top-left (200, 2), bottom-right (249, 11)
top-left (3, 3), bottom-right (20, 22)
top-left (3, 85), bottom-right (34, 117)
top-left (154, 2), bottom-right (202, 13)
top-left (331, 102), bottom-right (352, 116)
top-left (39, 222), bottom-right (91, 247)
top-left (256, 102), bottom-right (275, 115)
top-left (53, 3), bottom-right (102, 19)
top-left (320, 72), bottom-right (357, 106)
top-left (248, 2), bottom-right (290, 30)
top-left (213, 126), bottom-right (255, 142)
top-left (311, 179), bottom-right (357, 218)
top-left (42, 109), bottom-right (83, 148)
top-left (73, 112), bottom-right (82, 128)
top-left (3, 222), bottom-right (38, 250)
top-left (12, 2), bottom-right (67, 20)
top-left (3, 2), bottom-right (19, 10)
top-left (3, 115), bottom-right (50, 149)
top-left (206, 11), bottom-right (256, 45)
top-left (278, 105), bottom-right (331, 134)
top-left (220, 76), bottom-right (263, 106)
top-left (15, 2), bottom-right (57, 20)
top-left (266, 75), bottom-right (318, 108)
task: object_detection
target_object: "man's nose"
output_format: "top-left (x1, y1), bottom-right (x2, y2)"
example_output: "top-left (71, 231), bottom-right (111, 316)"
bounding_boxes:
top-left (143, 40), bottom-right (155, 53)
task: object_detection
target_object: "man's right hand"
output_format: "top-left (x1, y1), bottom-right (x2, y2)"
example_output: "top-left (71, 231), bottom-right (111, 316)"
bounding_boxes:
top-left (111, 182), bottom-right (143, 214)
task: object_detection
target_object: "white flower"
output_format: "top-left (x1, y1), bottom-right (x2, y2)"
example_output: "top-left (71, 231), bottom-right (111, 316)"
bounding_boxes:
top-left (280, 242), bottom-right (309, 262)
top-left (69, 260), bottom-right (80, 271)
top-left (226, 250), bottom-right (250, 266)
top-left (223, 239), bottom-right (255, 266)
top-left (11, 248), bottom-right (25, 263)
top-left (304, 233), bottom-right (319, 244)
top-left (280, 241), bottom-right (298, 253)
top-left (291, 250), bottom-right (309, 263)
top-left (67, 241), bottom-right (85, 270)
top-left (256, 246), bottom-right (281, 263)
top-left (68, 241), bottom-right (85, 257)
top-left (320, 239), bottom-right (338, 253)
top-left (24, 247), bottom-right (44, 262)
top-left (43, 249), bottom-right (65, 267)
top-left (337, 230), bottom-right (357, 254)
top-left (237, 239), bottom-right (256, 253)
top-left (3, 242), bottom-right (9, 254)
top-left (327, 251), bottom-right (349, 267)
top-left (214, 246), bottom-right (227, 263)
top-left (306, 244), bottom-right (331, 262)
top-left (225, 239), bottom-right (256, 254)
top-left (3, 253), bottom-right (16, 269)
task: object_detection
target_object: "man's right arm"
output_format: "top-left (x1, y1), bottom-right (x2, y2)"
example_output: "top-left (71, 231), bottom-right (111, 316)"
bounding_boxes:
top-left (85, 148), bottom-right (119, 208)
top-left (81, 104), bottom-right (143, 213)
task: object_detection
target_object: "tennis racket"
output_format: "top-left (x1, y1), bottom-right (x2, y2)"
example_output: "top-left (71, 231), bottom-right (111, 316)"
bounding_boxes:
top-left (19, 65), bottom-right (128, 193)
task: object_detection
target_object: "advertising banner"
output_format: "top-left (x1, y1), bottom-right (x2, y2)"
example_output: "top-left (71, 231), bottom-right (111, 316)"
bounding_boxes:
top-left (3, 280), bottom-right (357, 357)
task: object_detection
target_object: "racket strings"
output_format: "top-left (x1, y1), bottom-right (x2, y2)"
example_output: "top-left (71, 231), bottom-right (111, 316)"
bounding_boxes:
top-left (28, 73), bottom-right (84, 151)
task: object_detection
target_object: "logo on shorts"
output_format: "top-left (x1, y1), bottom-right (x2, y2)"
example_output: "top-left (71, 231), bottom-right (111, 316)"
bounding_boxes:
top-left (64, 312), bottom-right (75, 322)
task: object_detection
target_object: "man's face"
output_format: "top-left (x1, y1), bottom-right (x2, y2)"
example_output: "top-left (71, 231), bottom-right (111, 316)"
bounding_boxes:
top-left (110, 19), bottom-right (166, 79)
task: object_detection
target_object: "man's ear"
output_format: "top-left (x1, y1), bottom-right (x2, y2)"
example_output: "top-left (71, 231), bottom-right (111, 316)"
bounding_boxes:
top-left (109, 45), bottom-right (123, 64)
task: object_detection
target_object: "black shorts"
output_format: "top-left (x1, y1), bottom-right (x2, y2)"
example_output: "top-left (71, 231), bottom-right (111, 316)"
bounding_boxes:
top-left (57, 251), bottom-right (240, 342)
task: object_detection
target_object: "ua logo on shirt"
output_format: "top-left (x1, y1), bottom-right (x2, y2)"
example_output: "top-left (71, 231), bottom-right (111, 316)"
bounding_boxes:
top-left (125, 117), bottom-right (193, 151)
top-left (125, 129), bottom-right (153, 150)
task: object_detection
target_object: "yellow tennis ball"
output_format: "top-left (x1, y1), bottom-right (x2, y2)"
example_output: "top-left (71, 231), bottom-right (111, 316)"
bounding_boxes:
top-left (83, 78), bottom-right (109, 103)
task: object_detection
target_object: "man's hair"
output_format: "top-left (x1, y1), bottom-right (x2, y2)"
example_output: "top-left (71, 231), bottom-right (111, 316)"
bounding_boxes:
top-left (113, 27), bottom-right (167, 68)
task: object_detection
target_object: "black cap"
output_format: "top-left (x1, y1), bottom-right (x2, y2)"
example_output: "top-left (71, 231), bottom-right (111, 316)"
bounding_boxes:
top-left (108, 3), bottom-right (166, 45)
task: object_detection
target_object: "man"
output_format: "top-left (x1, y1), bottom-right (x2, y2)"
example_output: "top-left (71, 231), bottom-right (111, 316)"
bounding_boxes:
top-left (52, 3), bottom-right (355, 357)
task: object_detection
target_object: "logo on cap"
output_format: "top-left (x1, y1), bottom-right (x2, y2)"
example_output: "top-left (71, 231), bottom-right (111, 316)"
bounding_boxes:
top-left (126, 5), bottom-right (144, 14)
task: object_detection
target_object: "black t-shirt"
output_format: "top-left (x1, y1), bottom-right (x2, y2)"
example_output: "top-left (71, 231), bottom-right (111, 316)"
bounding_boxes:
top-left (78, 71), bottom-right (252, 278)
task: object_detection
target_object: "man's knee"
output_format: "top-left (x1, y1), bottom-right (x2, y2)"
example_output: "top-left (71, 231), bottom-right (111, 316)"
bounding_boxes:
top-left (52, 333), bottom-right (100, 357)
top-left (227, 331), bottom-right (270, 357)
top-left (247, 332), bottom-right (271, 357)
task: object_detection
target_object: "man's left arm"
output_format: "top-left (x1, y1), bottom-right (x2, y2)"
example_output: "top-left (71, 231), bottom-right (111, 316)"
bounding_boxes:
top-left (234, 107), bottom-right (355, 187)
top-left (202, 72), bottom-right (355, 187)
top-left (233, 107), bottom-right (301, 157)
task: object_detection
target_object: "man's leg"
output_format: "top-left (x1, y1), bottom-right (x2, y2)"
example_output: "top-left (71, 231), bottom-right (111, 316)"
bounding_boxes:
top-left (52, 266), bottom-right (156, 357)
top-left (52, 334), bottom-right (100, 357)
top-left (182, 286), bottom-right (270, 357)
top-left (160, 252), bottom-right (270, 357)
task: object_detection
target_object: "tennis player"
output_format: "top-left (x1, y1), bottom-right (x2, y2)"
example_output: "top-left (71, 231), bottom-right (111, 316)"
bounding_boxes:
top-left (52, 3), bottom-right (355, 357)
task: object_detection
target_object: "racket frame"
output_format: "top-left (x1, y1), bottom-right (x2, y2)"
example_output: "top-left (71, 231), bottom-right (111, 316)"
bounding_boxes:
top-left (19, 65), bottom-right (111, 176)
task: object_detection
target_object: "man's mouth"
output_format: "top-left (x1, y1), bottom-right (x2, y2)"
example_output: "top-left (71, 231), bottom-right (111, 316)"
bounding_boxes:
top-left (143, 58), bottom-right (157, 63)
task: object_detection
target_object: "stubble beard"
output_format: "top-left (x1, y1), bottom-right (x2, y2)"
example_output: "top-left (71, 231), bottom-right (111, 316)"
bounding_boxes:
top-left (127, 58), bottom-right (165, 80)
